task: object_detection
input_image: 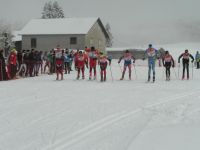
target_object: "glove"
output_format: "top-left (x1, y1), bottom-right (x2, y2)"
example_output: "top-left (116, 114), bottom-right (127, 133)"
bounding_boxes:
top-left (172, 64), bottom-right (175, 68)
top-left (142, 58), bottom-right (145, 60)
top-left (118, 61), bottom-right (120, 64)
top-left (191, 60), bottom-right (194, 63)
top-left (133, 60), bottom-right (135, 64)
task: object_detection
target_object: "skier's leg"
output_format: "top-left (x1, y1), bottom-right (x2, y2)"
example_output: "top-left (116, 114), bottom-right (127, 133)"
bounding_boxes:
top-left (104, 69), bottom-right (106, 81)
top-left (67, 62), bottom-right (70, 74)
top-left (56, 67), bottom-right (59, 80)
top-left (165, 66), bottom-right (168, 79)
top-left (100, 69), bottom-right (103, 81)
top-left (128, 64), bottom-right (131, 80)
top-left (64, 62), bottom-right (67, 74)
top-left (121, 65), bottom-right (126, 80)
top-left (89, 67), bottom-right (92, 79)
top-left (182, 62), bottom-right (185, 79)
top-left (94, 66), bottom-right (96, 79)
top-left (152, 61), bottom-right (155, 82)
top-left (22, 64), bottom-right (27, 77)
top-left (186, 63), bottom-right (189, 79)
top-left (148, 62), bottom-right (151, 81)
top-left (77, 68), bottom-right (80, 79)
top-left (82, 67), bottom-right (85, 79)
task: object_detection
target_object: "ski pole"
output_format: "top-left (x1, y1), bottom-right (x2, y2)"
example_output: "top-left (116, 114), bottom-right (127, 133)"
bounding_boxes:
top-left (133, 64), bottom-right (137, 80)
top-left (118, 63), bottom-right (123, 73)
top-left (172, 67), bottom-right (178, 79)
top-left (109, 65), bottom-right (114, 82)
top-left (178, 63), bottom-right (180, 79)
top-left (162, 66), bottom-right (165, 80)
top-left (192, 62), bottom-right (194, 79)
top-left (0, 60), bottom-right (3, 81)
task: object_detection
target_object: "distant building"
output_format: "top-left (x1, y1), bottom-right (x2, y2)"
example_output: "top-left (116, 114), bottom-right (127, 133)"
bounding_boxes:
top-left (106, 47), bottom-right (165, 60)
top-left (106, 47), bottom-right (146, 59)
top-left (20, 17), bottom-right (109, 51)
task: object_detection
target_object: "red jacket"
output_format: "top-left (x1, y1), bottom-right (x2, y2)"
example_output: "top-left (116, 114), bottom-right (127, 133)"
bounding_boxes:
top-left (75, 54), bottom-right (88, 68)
top-left (8, 52), bottom-right (17, 65)
top-left (88, 50), bottom-right (99, 67)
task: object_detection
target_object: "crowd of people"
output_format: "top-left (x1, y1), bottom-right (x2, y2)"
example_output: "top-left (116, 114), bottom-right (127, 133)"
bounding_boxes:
top-left (0, 44), bottom-right (198, 82)
top-left (0, 47), bottom-right (73, 81)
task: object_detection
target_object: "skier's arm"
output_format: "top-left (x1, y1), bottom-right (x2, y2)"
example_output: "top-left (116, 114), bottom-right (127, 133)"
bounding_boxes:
top-left (190, 54), bottom-right (194, 63)
top-left (178, 54), bottom-right (183, 63)
top-left (171, 56), bottom-right (175, 67)
top-left (156, 49), bottom-right (160, 59)
top-left (85, 60), bottom-right (88, 68)
top-left (132, 55), bottom-right (136, 63)
top-left (107, 56), bottom-right (112, 65)
top-left (118, 56), bottom-right (123, 63)
top-left (162, 56), bottom-right (165, 66)
top-left (143, 50), bottom-right (147, 60)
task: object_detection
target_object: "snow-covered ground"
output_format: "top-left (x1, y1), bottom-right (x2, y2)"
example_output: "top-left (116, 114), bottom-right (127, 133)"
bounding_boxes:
top-left (0, 43), bottom-right (200, 150)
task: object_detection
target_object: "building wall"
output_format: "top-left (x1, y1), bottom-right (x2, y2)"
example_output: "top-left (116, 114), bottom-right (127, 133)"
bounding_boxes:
top-left (22, 34), bottom-right (85, 51)
top-left (85, 22), bottom-right (107, 52)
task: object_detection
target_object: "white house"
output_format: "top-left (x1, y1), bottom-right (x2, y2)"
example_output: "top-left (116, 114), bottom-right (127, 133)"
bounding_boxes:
top-left (20, 17), bottom-right (110, 51)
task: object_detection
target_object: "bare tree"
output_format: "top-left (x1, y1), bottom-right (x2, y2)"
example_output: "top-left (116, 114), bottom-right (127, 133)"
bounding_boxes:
top-left (41, 1), bottom-right (65, 19)
top-left (105, 23), bottom-right (113, 47)
top-left (0, 20), bottom-right (14, 56)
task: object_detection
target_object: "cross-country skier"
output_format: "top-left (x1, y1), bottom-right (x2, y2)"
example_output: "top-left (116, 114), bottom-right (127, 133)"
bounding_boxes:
top-left (64, 49), bottom-right (73, 74)
top-left (88, 47), bottom-right (99, 80)
top-left (16, 50), bottom-right (27, 77)
top-left (98, 52), bottom-right (111, 82)
top-left (0, 49), bottom-right (7, 81)
top-left (8, 49), bottom-right (17, 79)
top-left (55, 46), bottom-right (64, 80)
top-left (162, 51), bottom-right (175, 81)
top-left (178, 49), bottom-right (194, 80)
top-left (195, 51), bottom-right (200, 69)
top-left (144, 44), bottom-right (158, 82)
top-left (118, 50), bottom-right (135, 80)
top-left (74, 50), bottom-right (88, 79)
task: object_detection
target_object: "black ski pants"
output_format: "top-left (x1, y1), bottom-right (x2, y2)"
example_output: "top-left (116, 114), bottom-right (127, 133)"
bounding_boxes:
top-left (165, 62), bottom-right (171, 78)
top-left (182, 62), bottom-right (189, 78)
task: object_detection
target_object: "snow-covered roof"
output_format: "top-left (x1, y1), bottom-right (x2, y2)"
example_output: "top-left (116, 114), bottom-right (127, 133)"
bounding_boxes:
top-left (12, 31), bottom-right (22, 41)
top-left (20, 17), bottom-right (99, 35)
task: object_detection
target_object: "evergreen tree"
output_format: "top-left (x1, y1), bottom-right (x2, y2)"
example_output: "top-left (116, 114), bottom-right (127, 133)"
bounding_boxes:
top-left (42, 1), bottom-right (65, 19)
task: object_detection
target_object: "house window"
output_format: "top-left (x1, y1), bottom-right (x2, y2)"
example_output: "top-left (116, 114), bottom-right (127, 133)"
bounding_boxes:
top-left (31, 38), bottom-right (37, 48)
top-left (70, 37), bottom-right (77, 45)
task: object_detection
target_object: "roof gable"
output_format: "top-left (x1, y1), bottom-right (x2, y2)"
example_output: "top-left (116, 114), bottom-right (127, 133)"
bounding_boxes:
top-left (20, 17), bottom-right (99, 35)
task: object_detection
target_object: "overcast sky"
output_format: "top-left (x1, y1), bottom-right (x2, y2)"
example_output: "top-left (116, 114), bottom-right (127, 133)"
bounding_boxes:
top-left (0, 0), bottom-right (200, 47)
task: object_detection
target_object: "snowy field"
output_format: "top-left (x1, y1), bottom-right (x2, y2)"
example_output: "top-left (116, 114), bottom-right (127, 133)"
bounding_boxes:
top-left (1, 43), bottom-right (200, 150)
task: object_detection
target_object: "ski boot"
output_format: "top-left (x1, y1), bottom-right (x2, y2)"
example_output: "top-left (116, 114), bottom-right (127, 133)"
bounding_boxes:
top-left (104, 76), bottom-right (106, 82)
top-left (147, 76), bottom-right (150, 82)
top-left (153, 76), bottom-right (155, 82)
top-left (120, 71), bottom-right (125, 80)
